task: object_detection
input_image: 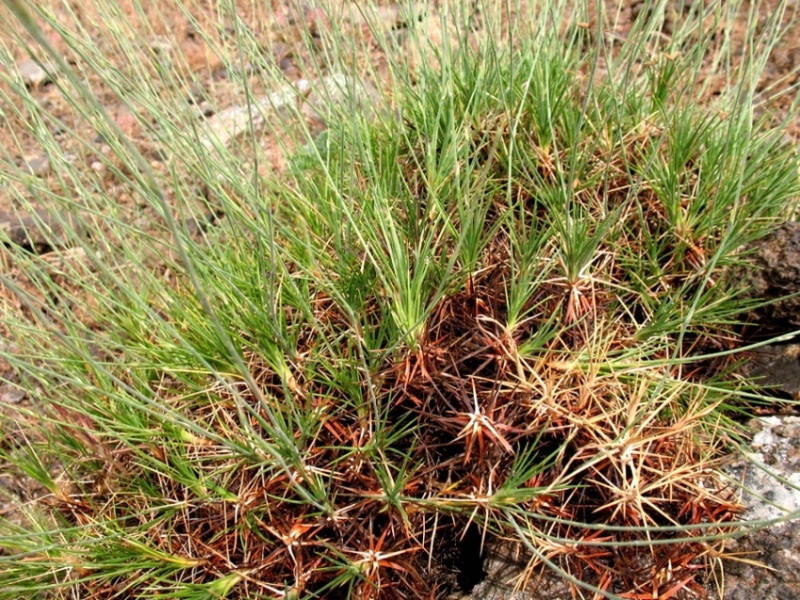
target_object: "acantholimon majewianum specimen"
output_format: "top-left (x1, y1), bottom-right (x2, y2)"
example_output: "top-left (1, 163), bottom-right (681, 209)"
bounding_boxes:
top-left (1, 1), bottom-right (799, 598)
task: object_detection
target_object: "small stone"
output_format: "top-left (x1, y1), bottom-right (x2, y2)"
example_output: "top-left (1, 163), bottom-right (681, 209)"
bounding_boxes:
top-left (49, 122), bottom-right (67, 136)
top-left (0, 209), bottom-right (82, 253)
top-left (18, 58), bottom-right (56, 87)
top-left (0, 385), bottom-right (25, 404)
top-left (387, 27), bottom-right (410, 46)
top-left (23, 155), bottom-right (50, 177)
top-left (148, 35), bottom-right (172, 55)
top-left (273, 43), bottom-right (295, 72)
top-left (741, 344), bottom-right (800, 398)
top-left (213, 63), bottom-right (255, 81)
top-left (187, 83), bottom-right (207, 105)
top-left (341, 2), bottom-right (426, 29)
top-left (295, 79), bottom-right (312, 97)
top-left (744, 221), bottom-right (800, 328)
top-left (301, 73), bottom-right (379, 132)
top-left (146, 146), bottom-right (169, 162)
top-left (90, 161), bottom-right (105, 174)
top-left (279, 55), bottom-right (295, 72)
top-left (200, 75), bottom-right (376, 150)
top-left (183, 212), bottom-right (218, 236)
top-left (198, 101), bottom-right (215, 117)
top-left (200, 82), bottom-right (298, 149)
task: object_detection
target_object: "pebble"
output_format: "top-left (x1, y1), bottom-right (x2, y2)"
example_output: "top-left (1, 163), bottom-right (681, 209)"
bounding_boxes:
top-left (18, 58), bottom-right (56, 87)
top-left (387, 28), bottom-right (410, 46)
top-left (301, 73), bottom-right (379, 131)
top-left (49, 122), bottom-right (67, 137)
top-left (279, 55), bottom-right (295, 72)
top-left (183, 212), bottom-right (218, 236)
top-left (23, 155), bottom-right (50, 177)
top-left (148, 36), bottom-right (173, 56)
top-left (197, 101), bottom-right (215, 118)
top-left (146, 147), bottom-right (169, 162)
top-left (0, 385), bottom-right (25, 404)
top-left (0, 209), bottom-right (81, 254)
top-left (200, 82), bottom-right (297, 149)
top-left (741, 344), bottom-right (800, 398)
top-left (273, 43), bottom-right (295, 72)
top-left (187, 83), bottom-right (207, 105)
top-left (199, 74), bottom-right (375, 150)
top-left (213, 63), bottom-right (256, 81)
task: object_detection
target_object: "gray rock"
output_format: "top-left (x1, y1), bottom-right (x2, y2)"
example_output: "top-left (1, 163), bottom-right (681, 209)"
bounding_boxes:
top-left (387, 27), bottom-right (411, 46)
top-left (720, 417), bottom-right (800, 599)
top-left (200, 75), bottom-right (371, 150)
top-left (300, 73), bottom-right (379, 132)
top-left (740, 344), bottom-right (800, 398)
top-left (0, 209), bottom-right (81, 253)
top-left (732, 417), bottom-right (800, 522)
top-left (356, 2), bottom-right (426, 28)
top-left (273, 42), bottom-right (295, 72)
top-left (145, 146), bottom-right (169, 162)
top-left (455, 417), bottom-right (800, 600)
top-left (316, 2), bottom-right (426, 30)
top-left (49, 122), bottom-right (67, 137)
top-left (0, 385), bottom-right (25, 404)
top-left (744, 221), bottom-right (800, 328)
top-left (183, 212), bottom-right (218, 236)
top-left (148, 36), bottom-right (172, 55)
top-left (200, 81), bottom-right (299, 149)
top-left (196, 100), bottom-right (215, 118)
top-left (17, 58), bottom-right (56, 87)
top-left (23, 154), bottom-right (50, 177)
top-left (187, 83), bottom-right (207, 105)
top-left (455, 547), bottom-right (579, 600)
top-left (212, 63), bottom-right (257, 81)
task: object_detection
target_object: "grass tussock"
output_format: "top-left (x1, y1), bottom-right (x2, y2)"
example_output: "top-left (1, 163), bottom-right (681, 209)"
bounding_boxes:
top-left (1, 1), bottom-right (800, 599)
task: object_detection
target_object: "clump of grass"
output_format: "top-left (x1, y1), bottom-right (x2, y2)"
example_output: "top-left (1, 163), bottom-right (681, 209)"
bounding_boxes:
top-left (1, 0), bottom-right (799, 598)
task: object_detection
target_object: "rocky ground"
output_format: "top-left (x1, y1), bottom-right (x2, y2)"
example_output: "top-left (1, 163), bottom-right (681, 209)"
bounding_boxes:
top-left (2, 1), bottom-right (800, 598)
top-left (461, 415), bottom-right (800, 599)
top-left (456, 222), bottom-right (800, 599)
